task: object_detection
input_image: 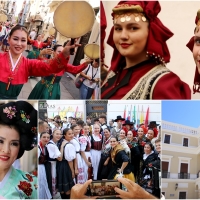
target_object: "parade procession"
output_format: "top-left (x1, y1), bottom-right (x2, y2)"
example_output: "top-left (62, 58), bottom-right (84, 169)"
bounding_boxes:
top-left (0, 0), bottom-right (100, 100)
top-left (0, 0), bottom-right (200, 199)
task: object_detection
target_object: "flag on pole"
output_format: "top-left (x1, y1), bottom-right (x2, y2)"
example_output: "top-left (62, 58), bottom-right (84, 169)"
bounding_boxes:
top-left (144, 106), bottom-right (149, 127)
top-left (137, 105), bottom-right (140, 128)
top-left (132, 105), bottom-right (136, 123)
top-left (75, 106), bottom-right (78, 118)
top-left (140, 105), bottom-right (144, 124)
top-left (123, 105), bottom-right (126, 119)
top-left (127, 105), bottom-right (131, 120)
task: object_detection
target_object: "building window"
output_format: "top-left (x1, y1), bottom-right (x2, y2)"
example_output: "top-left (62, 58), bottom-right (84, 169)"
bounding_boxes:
top-left (183, 138), bottom-right (188, 147)
top-left (178, 163), bottom-right (190, 179)
top-left (179, 192), bottom-right (186, 199)
top-left (162, 161), bottom-right (169, 178)
top-left (164, 134), bottom-right (171, 144)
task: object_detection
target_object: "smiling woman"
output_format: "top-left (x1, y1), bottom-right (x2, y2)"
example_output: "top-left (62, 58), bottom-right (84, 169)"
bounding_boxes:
top-left (101, 1), bottom-right (194, 99)
top-left (186, 9), bottom-right (200, 94)
top-left (0, 24), bottom-right (87, 99)
top-left (0, 101), bottom-right (37, 199)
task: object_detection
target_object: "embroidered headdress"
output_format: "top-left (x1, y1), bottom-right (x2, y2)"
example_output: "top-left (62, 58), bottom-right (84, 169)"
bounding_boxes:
top-left (0, 101), bottom-right (37, 159)
top-left (106, 1), bottom-right (174, 72)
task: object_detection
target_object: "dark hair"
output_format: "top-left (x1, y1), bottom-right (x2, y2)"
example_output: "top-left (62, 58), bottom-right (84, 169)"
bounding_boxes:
top-left (71, 124), bottom-right (78, 130)
top-left (144, 142), bottom-right (154, 151)
top-left (36, 34), bottom-right (41, 38)
top-left (63, 128), bottom-right (71, 136)
top-left (77, 120), bottom-right (84, 127)
top-left (9, 25), bottom-right (28, 38)
top-left (53, 44), bottom-right (62, 52)
top-left (110, 135), bottom-right (118, 141)
top-left (43, 37), bottom-right (50, 43)
top-left (40, 131), bottom-right (50, 139)
top-left (148, 128), bottom-right (155, 135)
top-left (0, 101), bottom-right (37, 159)
top-left (54, 115), bottom-right (61, 120)
top-left (83, 123), bottom-right (89, 127)
top-left (99, 115), bottom-right (106, 120)
top-left (94, 118), bottom-right (99, 122)
top-left (86, 116), bottom-right (91, 120)
top-left (94, 58), bottom-right (99, 63)
top-left (103, 127), bottom-right (110, 132)
top-left (63, 40), bottom-right (70, 47)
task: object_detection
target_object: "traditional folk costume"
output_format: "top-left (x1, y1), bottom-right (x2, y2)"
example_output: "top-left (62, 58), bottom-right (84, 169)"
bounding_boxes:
top-left (101, 1), bottom-right (191, 99)
top-left (0, 166), bottom-right (37, 199)
top-left (71, 136), bottom-right (85, 184)
top-left (0, 51), bottom-right (70, 99)
top-left (140, 151), bottom-right (157, 194)
top-left (27, 39), bottom-right (50, 59)
top-left (127, 138), bottom-right (141, 182)
top-left (38, 142), bottom-right (52, 199)
top-left (0, 101), bottom-right (38, 199)
top-left (151, 153), bottom-right (161, 198)
top-left (28, 62), bottom-right (88, 99)
top-left (186, 10), bottom-right (200, 94)
top-left (90, 134), bottom-right (103, 180)
top-left (108, 144), bottom-right (135, 181)
top-left (97, 135), bottom-right (112, 180)
top-left (56, 141), bottom-right (75, 194)
top-left (46, 140), bottom-right (61, 197)
top-left (79, 135), bottom-right (92, 182)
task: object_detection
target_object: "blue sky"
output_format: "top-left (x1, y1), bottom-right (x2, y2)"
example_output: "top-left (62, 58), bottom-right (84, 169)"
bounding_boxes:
top-left (162, 101), bottom-right (200, 128)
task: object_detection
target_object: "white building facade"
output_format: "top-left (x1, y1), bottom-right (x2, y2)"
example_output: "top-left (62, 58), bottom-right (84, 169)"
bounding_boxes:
top-left (162, 121), bottom-right (200, 199)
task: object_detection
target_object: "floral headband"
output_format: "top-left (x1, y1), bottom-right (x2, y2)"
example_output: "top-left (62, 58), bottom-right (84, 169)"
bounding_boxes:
top-left (0, 101), bottom-right (38, 157)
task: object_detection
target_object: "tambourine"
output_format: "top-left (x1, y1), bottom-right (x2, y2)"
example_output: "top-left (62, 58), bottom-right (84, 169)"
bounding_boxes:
top-left (0, 14), bottom-right (7, 22)
top-left (84, 43), bottom-right (99, 59)
top-left (49, 27), bottom-right (55, 35)
top-left (53, 1), bottom-right (95, 55)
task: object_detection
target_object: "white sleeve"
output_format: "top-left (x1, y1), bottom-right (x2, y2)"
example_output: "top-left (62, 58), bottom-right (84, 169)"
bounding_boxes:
top-left (64, 144), bottom-right (76, 161)
top-left (47, 143), bottom-right (61, 158)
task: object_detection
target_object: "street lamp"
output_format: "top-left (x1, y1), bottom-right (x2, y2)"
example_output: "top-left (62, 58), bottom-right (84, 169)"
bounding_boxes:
top-left (175, 183), bottom-right (178, 191)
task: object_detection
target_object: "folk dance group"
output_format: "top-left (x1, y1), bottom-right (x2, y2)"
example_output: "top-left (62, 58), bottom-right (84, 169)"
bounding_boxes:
top-left (38, 115), bottom-right (161, 199)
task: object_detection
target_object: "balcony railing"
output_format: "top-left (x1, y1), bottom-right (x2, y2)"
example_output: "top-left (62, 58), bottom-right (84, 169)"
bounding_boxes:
top-left (162, 121), bottom-right (200, 136)
top-left (178, 173), bottom-right (190, 179)
top-left (162, 171), bottom-right (170, 178)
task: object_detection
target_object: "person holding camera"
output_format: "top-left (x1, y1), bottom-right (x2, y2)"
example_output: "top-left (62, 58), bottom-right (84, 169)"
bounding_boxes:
top-left (79, 58), bottom-right (100, 99)
top-left (70, 178), bottom-right (157, 199)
